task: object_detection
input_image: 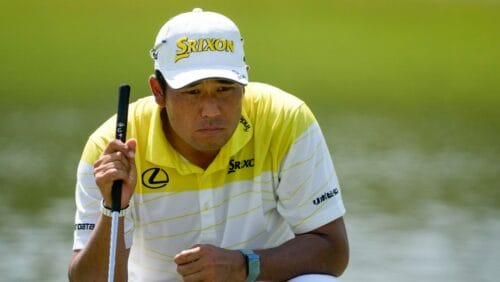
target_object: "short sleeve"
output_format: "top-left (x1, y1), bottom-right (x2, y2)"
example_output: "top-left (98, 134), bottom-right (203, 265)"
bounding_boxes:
top-left (72, 138), bottom-right (134, 250)
top-left (275, 105), bottom-right (345, 234)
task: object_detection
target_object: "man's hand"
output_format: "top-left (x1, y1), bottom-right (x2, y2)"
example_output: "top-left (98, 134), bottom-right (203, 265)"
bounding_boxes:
top-left (175, 244), bottom-right (247, 282)
top-left (93, 138), bottom-right (137, 209)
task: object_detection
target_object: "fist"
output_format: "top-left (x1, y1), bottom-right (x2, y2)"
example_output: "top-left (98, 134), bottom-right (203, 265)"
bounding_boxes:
top-left (174, 244), bottom-right (246, 282)
top-left (93, 138), bottom-right (137, 209)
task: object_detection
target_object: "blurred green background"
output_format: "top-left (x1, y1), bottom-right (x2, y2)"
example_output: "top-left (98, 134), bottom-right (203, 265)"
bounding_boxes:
top-left (1, 0), bottom-right (499, 281)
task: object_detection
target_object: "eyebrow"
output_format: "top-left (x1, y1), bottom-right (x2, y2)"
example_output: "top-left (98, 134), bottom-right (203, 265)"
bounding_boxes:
top-left (215, 79), bottom-right (237, 85)
top-left (184, 79), bottom-right (236, 88)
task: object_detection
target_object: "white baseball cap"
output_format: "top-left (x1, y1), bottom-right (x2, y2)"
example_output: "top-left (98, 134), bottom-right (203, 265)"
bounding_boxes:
top-left (150, 8), bottom-right (248, 89)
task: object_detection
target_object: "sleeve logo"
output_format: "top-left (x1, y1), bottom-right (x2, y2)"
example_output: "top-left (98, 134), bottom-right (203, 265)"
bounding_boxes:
top-left (74, 223), bottom-right (95, 231)
top-left (313, 188), bottom-right (339, 205)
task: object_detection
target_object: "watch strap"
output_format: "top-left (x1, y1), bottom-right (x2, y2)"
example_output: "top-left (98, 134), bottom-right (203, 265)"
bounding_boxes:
top-left (100, 200), bottom-right (129, 217)
top-left (239, 249), bottom-right (260, 282)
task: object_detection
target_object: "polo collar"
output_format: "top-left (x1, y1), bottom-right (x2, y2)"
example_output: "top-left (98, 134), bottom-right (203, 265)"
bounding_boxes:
top-left (145, 107), bottom-right (253, 175)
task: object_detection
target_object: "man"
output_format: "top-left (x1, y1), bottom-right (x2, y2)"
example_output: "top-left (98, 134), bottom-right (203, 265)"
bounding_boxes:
top-left (69, 8), bottom-right (349, 282)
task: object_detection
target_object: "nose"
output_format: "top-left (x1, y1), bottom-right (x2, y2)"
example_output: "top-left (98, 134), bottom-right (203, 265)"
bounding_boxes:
top-left (200, 95), bottom-right (221, 118)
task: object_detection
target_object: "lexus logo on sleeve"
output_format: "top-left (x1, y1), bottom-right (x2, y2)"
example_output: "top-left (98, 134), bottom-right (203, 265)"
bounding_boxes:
top-left (141, 168), bottom-right (169, 189)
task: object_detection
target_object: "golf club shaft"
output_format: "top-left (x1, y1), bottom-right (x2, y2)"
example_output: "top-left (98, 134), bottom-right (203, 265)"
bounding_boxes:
top-left (108, 84), bottom-right (130, 282)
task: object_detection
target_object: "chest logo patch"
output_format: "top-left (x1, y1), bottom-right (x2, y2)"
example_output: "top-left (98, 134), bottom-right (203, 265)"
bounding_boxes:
top-left (227, 158), bottom-right (254, 174)
top-left (142, 168), bottom-right (169, 189)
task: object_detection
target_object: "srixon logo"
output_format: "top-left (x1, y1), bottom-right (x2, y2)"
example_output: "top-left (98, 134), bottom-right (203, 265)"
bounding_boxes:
top-left (313, 188), bottom-right (339, 205)
top-left (239, 117), bottom-right (251, 132)
top-left (175, 37), bottom-right (235, 62)
top-left (227, 158), bottom-right (254, 174)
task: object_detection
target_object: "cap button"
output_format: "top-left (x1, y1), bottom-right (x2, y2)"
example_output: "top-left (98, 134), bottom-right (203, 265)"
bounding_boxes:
top-left (192, 8), bottom-right (203, 12)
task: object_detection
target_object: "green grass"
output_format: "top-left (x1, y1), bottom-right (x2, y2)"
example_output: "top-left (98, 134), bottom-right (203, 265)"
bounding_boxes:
top-left (1, 0), bottom-right (499, 109)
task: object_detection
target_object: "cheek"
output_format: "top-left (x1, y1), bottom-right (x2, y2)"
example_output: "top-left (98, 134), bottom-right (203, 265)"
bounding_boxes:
top-left (228, 97), bottom-right (243, 119)
top-left (223, 102), bottom-right (242, 131)
top-left (166, 103), bottom-right (193, 132)
top-left (230, 105), bottom-right (242, 121)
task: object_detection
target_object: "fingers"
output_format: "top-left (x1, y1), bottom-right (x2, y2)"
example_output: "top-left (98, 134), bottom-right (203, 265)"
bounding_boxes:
top-left (175, 247), bottom-right (204, 280)
top-left (94, 152), bottom-right (129, 171)
top-left (176, 261), bottom-right (201, 280)
top-left (95, 139), bottom-right (134, 170)
top-left (175, 245), bottom-right (247, 281)
top-left (94, 139), bottom-right (137, 207)
top-left (175, 246), bottom-right (202, 265)
top-left (94, 158), bottom-right (130, 183)
top-left (94, 148), bottom-right (132, 183)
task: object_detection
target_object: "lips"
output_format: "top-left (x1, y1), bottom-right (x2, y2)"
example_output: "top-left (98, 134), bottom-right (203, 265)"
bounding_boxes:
top-left (196, 120), bottom-right (225, 134)
top-left (196, 122), bottom-right (224, 132)
top-left (197, 127), bottom-right (223, 132)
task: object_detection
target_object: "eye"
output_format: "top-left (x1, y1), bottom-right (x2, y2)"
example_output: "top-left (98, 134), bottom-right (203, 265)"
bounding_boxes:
top-left (217, 86), bottom-right (232, 92)
top-left (182, 88), bottom-right (201, 95)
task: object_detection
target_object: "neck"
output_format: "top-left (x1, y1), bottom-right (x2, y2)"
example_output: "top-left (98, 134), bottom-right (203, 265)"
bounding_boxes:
top-left (160, 109), bottom-right (218, 170)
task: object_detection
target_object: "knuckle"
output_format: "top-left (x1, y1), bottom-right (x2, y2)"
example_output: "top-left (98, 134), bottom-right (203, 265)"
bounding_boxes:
top-left (93, 157), bottom-right (105, 168)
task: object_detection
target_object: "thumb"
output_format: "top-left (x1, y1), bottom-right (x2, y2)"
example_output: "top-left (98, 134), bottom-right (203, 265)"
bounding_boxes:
top-left (126, 138), bottom-right (137, 157)
top-left (124, 138), bottom-right (137, 194)
top-left (126, 138), bottom-right (137, 180)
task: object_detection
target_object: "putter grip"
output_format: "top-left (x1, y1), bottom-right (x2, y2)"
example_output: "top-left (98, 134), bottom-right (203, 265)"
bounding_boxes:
top-left (111, 84), bottom-right (130, 212)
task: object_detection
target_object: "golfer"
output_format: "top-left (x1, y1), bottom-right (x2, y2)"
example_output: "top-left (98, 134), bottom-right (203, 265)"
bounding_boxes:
top-left (69, 8), bottom-right (349, 282)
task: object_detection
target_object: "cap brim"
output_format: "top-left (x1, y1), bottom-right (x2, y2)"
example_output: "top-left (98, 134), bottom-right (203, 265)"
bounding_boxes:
top-left (161, 67), bottom-right (248, 89)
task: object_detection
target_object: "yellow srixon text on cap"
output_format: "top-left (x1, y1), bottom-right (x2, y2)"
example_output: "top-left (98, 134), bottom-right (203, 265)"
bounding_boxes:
top-left (175, 37), bottom-right (234, 62)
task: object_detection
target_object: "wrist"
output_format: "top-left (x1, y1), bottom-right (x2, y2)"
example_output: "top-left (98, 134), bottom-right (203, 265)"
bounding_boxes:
top-left (100, 199), bottom-right (129, 217)
top-left (239, 249), bottom-right (260, 282)
top-left (102, 199), bottom-right (129, 210)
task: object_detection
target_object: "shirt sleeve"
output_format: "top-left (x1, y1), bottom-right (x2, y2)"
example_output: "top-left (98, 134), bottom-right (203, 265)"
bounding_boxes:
top-left (275, 104), bottom-right (345, 234)
top-left (73, 136), bottom-right (134, 250)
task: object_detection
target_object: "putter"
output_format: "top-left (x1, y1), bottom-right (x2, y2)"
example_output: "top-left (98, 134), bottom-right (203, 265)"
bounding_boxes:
top-left (108, 84), bottom-right (130, 282)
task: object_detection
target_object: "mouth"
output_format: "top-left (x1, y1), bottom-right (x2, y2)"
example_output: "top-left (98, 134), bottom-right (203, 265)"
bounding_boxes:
top-left (196, 126), bottom-right (225, 132)
top-left (197, 127), bottom-right (224, 132)
top-left (195, 119), bottom-right (226, 135)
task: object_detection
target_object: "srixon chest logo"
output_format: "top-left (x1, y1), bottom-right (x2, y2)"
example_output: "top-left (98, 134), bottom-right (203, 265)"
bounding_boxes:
top-left (313, 188), bottom-right (339, 205)
top-left (239, 117), bottom-right (251, 132)
top-left (142, 168), bottom-right (169, 189)
top-left (227, 158), bottom-right (254, 174)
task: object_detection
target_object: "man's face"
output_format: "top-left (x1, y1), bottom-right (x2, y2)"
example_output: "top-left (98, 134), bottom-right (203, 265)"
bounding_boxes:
top-left (163, 78), bottom-right (244, 156)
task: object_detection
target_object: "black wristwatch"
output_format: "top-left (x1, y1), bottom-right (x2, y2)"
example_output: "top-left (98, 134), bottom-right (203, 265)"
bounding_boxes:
top-left (239, 249), bottom-right (260, 282)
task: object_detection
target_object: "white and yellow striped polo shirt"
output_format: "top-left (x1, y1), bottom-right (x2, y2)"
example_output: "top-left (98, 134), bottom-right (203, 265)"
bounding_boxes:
top-left (73, 82), bottom-right (345, 281)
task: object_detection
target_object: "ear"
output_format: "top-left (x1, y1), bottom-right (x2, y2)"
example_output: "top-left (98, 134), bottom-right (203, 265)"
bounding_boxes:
top-left (149, 75), bottom-right (166, 107)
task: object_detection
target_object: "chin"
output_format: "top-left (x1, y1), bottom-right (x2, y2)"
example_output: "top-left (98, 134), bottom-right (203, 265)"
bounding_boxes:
top-left (196, 143), bottom-right (225, 152)
top-left (192, 138), bottom-right (228, 152)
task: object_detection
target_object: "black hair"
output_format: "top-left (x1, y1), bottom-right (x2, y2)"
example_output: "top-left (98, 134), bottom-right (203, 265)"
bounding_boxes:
top-left (155, 69), bottom-right (168, 94)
